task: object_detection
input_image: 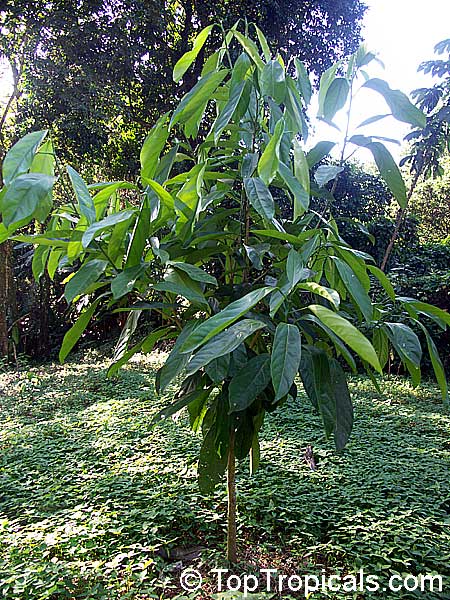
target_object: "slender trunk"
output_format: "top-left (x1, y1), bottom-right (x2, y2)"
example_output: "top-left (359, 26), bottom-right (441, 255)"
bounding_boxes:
top-left (0, 243), bottom-right (9, 357)
top-left (380, 171), bottom-right (421, 272)
top-left (226, 428), bottom-right (237, 563)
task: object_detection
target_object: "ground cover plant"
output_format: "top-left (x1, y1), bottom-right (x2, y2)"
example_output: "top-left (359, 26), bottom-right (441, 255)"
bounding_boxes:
top-left (1, 23), bottom-right (449, 568)
top-left (0, 351), bottom-right (449, 599)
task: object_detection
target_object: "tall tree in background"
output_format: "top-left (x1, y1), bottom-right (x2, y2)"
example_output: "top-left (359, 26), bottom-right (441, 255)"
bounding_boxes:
top-left (0, 0), bottom-right (366, 177)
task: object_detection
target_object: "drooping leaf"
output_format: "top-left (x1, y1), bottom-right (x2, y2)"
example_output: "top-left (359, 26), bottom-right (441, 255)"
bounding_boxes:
top-left (233, 31), bottom-right (265, 70)
top-left (244, 177), bottom-right (275, 220)
top-left (213, 81), bottom-right (246, 142)
top-left (297, 282), bottom-right (340, 309)
top-left (59, 297), bottom-right (101, 362)
top-left (229, 353), bottom-right (271, 412)
top-left (318, 62), bottom-right (339, 118)
top-left (271, 323), bottom-right (301, 401)
top-left (309, 304), bottom-right (381, 372)
top-left (330, 358), bottom-right (353, 451)
top-left (278, 162), bottom-right (309, 218)
top-left (333, 257), bottom-right (373, 322)
top-left (111, 264), bottom-right (146, 299)
top-left (260, 60), bottom-right (286, 103)
top-left (294, 58), bottom-right (312, 105)
top-left (306, 141), bottom-right (335, 168)
top-left (3, 130), bottom-right (48, 186)
top-left (1, 173), bottom-right (56, 228)
top-left (186, 319), bottom-right (266, 375)
top-left (363, 78), bottom-right (426, 128)
top-left (64, 259), bottom-right (108, 303)
top-left (180, 287), bottom-right (273, 353)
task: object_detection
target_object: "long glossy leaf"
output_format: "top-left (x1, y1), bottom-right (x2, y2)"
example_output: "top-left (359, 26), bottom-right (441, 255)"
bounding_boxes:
top-left (330, 358), bottom-right (353, 451)
top-left (260, 60), bottom-right (286, 103)
top-left (186, 319), bottom-right (266, 375)
top-left (271, 323), bottom-right (301, 401)
top-left (67, 166), bottom-right (96, 223)
top-left (82, 210), bottom-right (135, 248)
top-left (363, 78), bottom-right (426, 128)
top-left (1, 173), bottom-right (55, 227)
top-left (213, 81), bottom-right (246, 142)
top-left (318, 63), bottom-right (339, 117)
top-left (258, 119), bottom-right (285, 185)
top-left (297, 282), bottom-right (340, 309)
top-left (64, 259), bottom-right (108, 303)
top-left (59, 297), bottom-right (101, 362)
top-left (229, 353), bottom-right (271, 412)
top-left (233, 31), bottom-right (265, 70)
top-left (3, 130), bottom-right (48, 185)
top-left (278, 162), bottom-right (309, 218)
top-left (244, 177), bottom-right (275, 220)
top-left (180, 287), bottom-right (273, 353)
top-left (294, 58), bottom-right (312, 105)
top-left (140, 114), bottom-right (170, 179)
top-left (173, 25), bottom-right (214, 82)
top-left (334, 257), bottom-right (373, 322)
top-left (323, 78), bottom-right (349, 121)
top-left (306, 141), bottom-right (335, 168)
top-left (309, 304), bottom-right (381, 372)
top-left (170, 70), bottom-right (228, 128)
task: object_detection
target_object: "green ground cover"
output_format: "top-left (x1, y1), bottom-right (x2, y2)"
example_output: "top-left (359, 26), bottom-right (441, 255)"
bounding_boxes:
top-left (0, 351), bottom-right (449, 599)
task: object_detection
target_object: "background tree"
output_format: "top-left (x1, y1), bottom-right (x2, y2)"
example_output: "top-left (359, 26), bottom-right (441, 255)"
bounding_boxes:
top-left (0, 0), bottom-right (366, 177)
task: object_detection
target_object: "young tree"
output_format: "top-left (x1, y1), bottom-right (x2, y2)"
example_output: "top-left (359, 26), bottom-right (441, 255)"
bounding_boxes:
top-left (1, 26), bottom-right (448, 562)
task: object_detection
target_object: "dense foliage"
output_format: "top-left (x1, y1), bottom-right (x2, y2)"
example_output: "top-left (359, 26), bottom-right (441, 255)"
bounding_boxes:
top-left (0, 0), bottom-right (366, 175)
top-left (0, 352), bottom-right (449, 599)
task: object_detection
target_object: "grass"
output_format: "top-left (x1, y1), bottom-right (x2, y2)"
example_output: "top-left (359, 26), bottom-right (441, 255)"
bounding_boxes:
top-left (0, 349), bottom-right (449, 599)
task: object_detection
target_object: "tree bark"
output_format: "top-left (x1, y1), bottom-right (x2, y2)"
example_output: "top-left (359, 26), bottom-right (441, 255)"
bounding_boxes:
top-left (0, 241), bottom-right (16, 358)
top-left (226, 428), bottom-right (237, 563)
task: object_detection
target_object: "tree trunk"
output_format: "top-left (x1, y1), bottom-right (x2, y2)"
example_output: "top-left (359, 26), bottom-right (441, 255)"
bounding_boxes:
top-left (226, 428), bottom-right (237, 563)
top-left (0, 241), bottom-right (16, 358)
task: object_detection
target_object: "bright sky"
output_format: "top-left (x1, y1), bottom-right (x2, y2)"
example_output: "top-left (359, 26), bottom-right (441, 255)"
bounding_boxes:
top-left (311, 0), bottom-right (450, 159)
top-left (1, 0), bottom-right (449, 162)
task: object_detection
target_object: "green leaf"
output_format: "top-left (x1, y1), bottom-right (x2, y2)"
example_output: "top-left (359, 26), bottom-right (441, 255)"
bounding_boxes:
top-left (229, 353), bottom-right (271, 412)
top-left (1, 173), bottom-right (56, 228)
top-left (260, 60), bottom-right (286, 103)
top-left (233, 31), bottom-right (265, 70)
top-left (170, 70), bottom-right (228, 128)
top-left (420, 325), bottom-right (448, 402)
top-left (32, 245), bottom-right (49, 281)
top-left (368, 143), bottom-right (407, 208)
top-left (244, 177), bottom-right (275, 220)
top-left (3, 130), bottom-right (48, 185)
top-left (323, 78), bottom-right (349, 121)
top-left (294, 58), bottom-right (312, 105)
top-left (254, 24), bottom-right (271, 61)
top-left (154, 385), bottom-right (212, 424)
top-left (299, 346), bottom-right (335, 437)
top-left (156, 322), bottom-right (199, 393)
top-left (297, 282), bottom-right (340, 309)
top-left (173, 25), bottom-right (214, 82)
top-left (64, 259), bottom-right (108, 303)
top-left (398, 299), bottom-right (450, 330)
top-left (186, 319), bottom-right (266, 375)
top-left (309, 304), bottom-right (381, 372)
top-left (198, 421), bottom-right (228, 493)
top-left (82, 210), bottom-right (135, 248)
top-left (278, 162), bottom-right (309, 218)
top-left (213, 81), bottom-right (246, 142)
top-left (271, 323), bottom-right (301, 401)
top-left (205, 354), bottom-right (230, 383)
top-left (111, 264), bottom-right (145, 299)
top-left (318, 62), bottom-right (339, 118)
top-left (59, 298), bottom-right (101, 362)
top-left (108, 326), bottom-right (173, 377)
top-left (385, 322), bottom-right (422, 367)
top-left (67, 166), bottom-right (96, 224)
top-left (169, 261), bottom-right (217, 286)
top-left (293, 140), bottom-right (310, 197)
top-left (363, 78), bottom-right (426, 128)
top-left (154, 268), bottom-right (208, 307)
top-left (330, 358), bottom-right (353, 451)
top-left (306, 141), bottom-right (335, 168)
top-left (180, 287), bottom-right (273, 353)
top-left (314, 165), bottom-right (343, 188)
top-left (367, 264), bottom-right (396, 301)
top-left (333, 257), bottom-right (373, 322)
top-left (142, 178), bottom-right (175, 211)
top-left (258, 119), bottom-right (285, 185)
top-left (140, 114), bottom-right (170, 180)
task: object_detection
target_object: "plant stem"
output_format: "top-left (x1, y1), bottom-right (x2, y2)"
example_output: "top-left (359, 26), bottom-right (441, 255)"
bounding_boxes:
top-left (226, 427), bottom-right (237, 563)
top-left (380, 170), bottom-right (421, 271)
